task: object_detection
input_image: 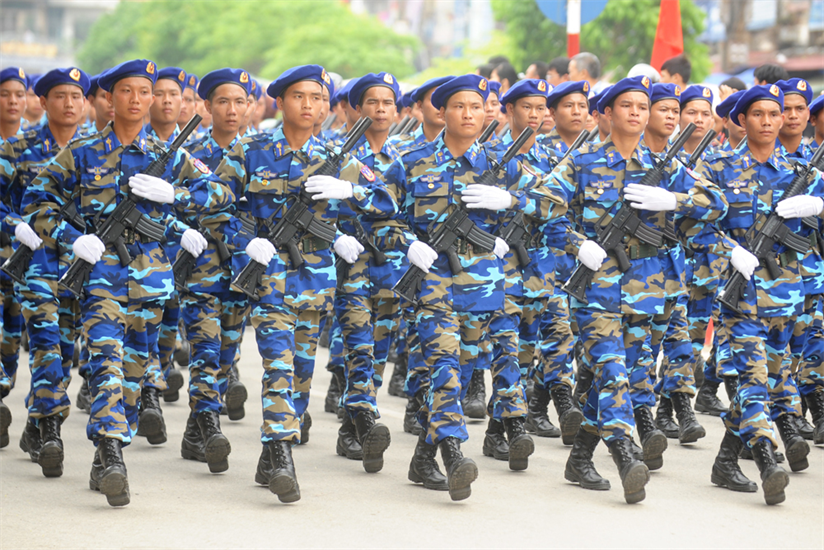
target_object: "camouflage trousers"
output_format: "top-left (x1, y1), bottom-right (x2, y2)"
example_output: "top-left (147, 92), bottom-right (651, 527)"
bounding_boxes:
top-left (416, 305), bottom-right (492, 445)
top-left (513, 296), bottom-right (544, 385)
top-left (575, 308), bottom-right (638, 443)
top-left (83, 296), bottom-right (164, 445)
top-left (532, 290), bottom-right (575, 391)
top-left (687, 282), bottom-right (725, 384)
top-left (158, 291), bottom-right (180, 380)
top-left (180, 290), bottom-right (249, 414)
top-left (487, 297), bottom-right (529, 420)
top-left (623, 314), bottom-right (658, 410)
top-left (403, 305), bottom-right (428, 398)
top-left (19, 291), bottom-right (79, 419)
top-left (334, 293), bottom-right (402, 416)
top-left (651, 293), bottom-right (696, 398)
top-left (719, 312), bottom-right (796, 449)
top-left (326, 314), bottom-right (345, 372)
top-left (797, 296), bottom-right (824, 396)
top-left (250, 303), bottom-right (321, 444)
top-left (0, 277), bottom-right (23, 397)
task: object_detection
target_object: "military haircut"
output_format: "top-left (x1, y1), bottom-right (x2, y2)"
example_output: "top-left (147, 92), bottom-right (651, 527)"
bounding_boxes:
top-left (661, 55), bottom-right (692, 84)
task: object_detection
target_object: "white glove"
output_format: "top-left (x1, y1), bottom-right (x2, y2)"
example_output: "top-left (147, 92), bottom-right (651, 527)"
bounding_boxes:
top-left (304, 175), bottom-right (354, 200)
top-left (14, 222), bottom-right (42, 250)
top-left (73, 234), bottom-right (106, 264)
top-left (408, 240), bottom-right (438, 273)
top-left (180, 229), bottom-right (208, 258)
top-left (730, 245), bottom-right (759, 281)
top-left (129, 174), bottom-right (176, 204)
top-left (461, 184), bottom-right (513, 211)
top-left (776, 195), bottom-right (824, 219)
top-left (246, 237), bottom-right (276, 265)
top-left (624, 184), bottom-right (677, 212)
top-left (578, 240), bottom-right (608, 271)
top-left (334, 235), bottom-right (364, 265)
top-left (493, 237), bottom-right (510, 259)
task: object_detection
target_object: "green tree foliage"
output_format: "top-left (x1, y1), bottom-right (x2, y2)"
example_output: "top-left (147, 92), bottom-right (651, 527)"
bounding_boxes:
top-left (490, 0), bottom-right (711, 82)
top-left (77, 1), bottom-right (420, 80)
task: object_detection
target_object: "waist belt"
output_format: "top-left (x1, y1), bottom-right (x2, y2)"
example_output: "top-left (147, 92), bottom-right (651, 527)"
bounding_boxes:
top-left (123, 228), bottom-right (163, 245)
top-left (627, 243), bottom-right (659, 260)
top-left (301, 235), bottom-right (331, 254)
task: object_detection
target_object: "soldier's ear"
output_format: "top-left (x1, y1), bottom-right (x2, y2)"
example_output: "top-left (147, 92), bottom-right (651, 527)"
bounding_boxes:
top-left (737, 112), bottom-right (746, 128)
top-left (40, 95), bottom-right (48, 111)
top-left (204, 99), bottom-right (213, 116)
top-left (275, 96), bottom-right (284, 113)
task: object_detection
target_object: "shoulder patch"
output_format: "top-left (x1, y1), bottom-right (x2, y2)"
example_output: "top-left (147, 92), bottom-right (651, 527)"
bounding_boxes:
top-left (360, 164), bottom-right (376, 182)
top-left (685, 167), bottom-right (699, 180)
top-left (192, 157), bottom-right (211, 174)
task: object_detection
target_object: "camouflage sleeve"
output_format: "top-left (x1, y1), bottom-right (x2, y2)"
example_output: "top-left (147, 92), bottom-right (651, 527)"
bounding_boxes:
top-left (676, 159), bottom-right (737, 259)
top-left (0, 140), bottom-right (19, 234)
top-left (170, 148), bottom-right (235, 218)
top-left (668, 159), bottom-right (728, 222)
top-left (205, 141), bottom-right (250, 251)
top-left (338, 153), bottom-right (399, 219)
top-left (380, 157), bottom-right (417, 255)
top-left (510, 158), bottom-right (567, 223)
top-left (539, 156), bottom-right (586, 256)
top-left (22, 146), bottom-right (82, 244)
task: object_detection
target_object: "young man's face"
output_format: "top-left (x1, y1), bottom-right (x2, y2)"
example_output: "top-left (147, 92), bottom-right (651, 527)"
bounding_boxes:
top-left (149, 78), bottom-right (182, 126)
top-left (356, 85), bottom-right (397, 133)
top-left (206, 83), bottom-right (248, 135)
top-left (550, 92), bottom-right (588, 135)
top-left (276, 80), bottom-right (323, 131)
top-left (0, 80), bottom-right (27, 125)
top-left (420, 89), bottom-right (445, 130)
top-left (779, 94), bottom-right (809, 140)
top-left (508, 96), bottom-right (547, 135)
top-left (26, 87), bottom-right (44, 119)
top-left (178, 87), bottom-right (196, 126)
top-left (648, 99), bottom-right (680, 139)
top-left (483, 92), bottom-right (500, 129)
top-left (740, 100), bottom-right (784, 147)
top-left (680, 99), bottom-right (713, 141)
top-left (442, 91), bottom-right (484, 141)
top-left (605, 91), bottom-right (650, 137)
top-left (91, 88), bottom-right (115, 126)
top-left (40, 84), bottom-right (86, 127)
top-left (108, 77), bottom-right (155, 123)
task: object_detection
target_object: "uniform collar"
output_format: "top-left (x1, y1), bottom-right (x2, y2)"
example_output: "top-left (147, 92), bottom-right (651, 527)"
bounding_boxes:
top-left (37, 123), bottom-right (82, 153)
top-left (600, 136), bottom-right (647, 168)
top-left (143, 122), bottom-right (180, 145)
top-left (738, 142), bottom-right (782, 170)
top-left (270, 126), bottom-right (317, 161)
top-left (102, 122), bottom-right (150, 154)
top-left (774, 138), bottom-right (810, 161)
top-left (353, 134), bottom-right (400, 162)
top-left (434, 133), bottom-right (483, 168)
top-left (501, 130), bottom-right (546, 162)
top-left (204, 131), bottom-right (241, 155)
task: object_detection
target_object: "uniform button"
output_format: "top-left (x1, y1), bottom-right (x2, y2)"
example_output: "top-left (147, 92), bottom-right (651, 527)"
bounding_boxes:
top-left (733, 188), bottom-right (740, 194)
top-left (263, 180), bottom-right (269, 185)
top-left (428, 183), bottom-right (435, 189)
top-left (597, 189), bottom-right (603, 195)
top-left (94, 175), bottom-right (101, 181)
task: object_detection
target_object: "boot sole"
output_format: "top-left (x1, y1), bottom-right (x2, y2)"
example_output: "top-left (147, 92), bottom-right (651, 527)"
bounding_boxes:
top-left (166, 369), bottom-right (185, 393)
top-left (784, 439), bottom-right (810, 472)
top-left (656, 419), bottom-right (680, 439)
top-left (564, 467), bottom-right (611, 491)
top-left (408, 467), bottom-right (449, 491)
top-left (524, 416), bottom-right (561, 438)
top-left (362, 424), bottom-right (391, 473)
top-left (694, 403), bottom-right (725, 417)
top-left (622, 462), bottom-right (650, 504)
top-left (137, 410), bottom-right (167, 445)
top-left (99, 471), bottom-right (130, 507)
top-left (559, 409), bottom-right (584, 446)
top-left (336, 439), bottom-right (363, 460)
top-left (225, 383), bottom-right (248, 421)
top-left (642, 433), bottom-right (668, 471)
top-left (711, 468), bottom-right (757, 493)
top-left (508, 436), bottom-right (534, 471)
top-left (204, 435), bottom-right (231, 473)
top-left (448, 459), bottom-right (478, 501)
top-left (38, 441), bottom-right (64, 478)
top-left (269, 473), bottom-right (301, 503)
top-left (162, 389), bottom-right (180, 403)
top-left (679, 425), bottom-right (707, 445)
top-left (762, 469), bottom-right (789, 505)
top-left (180, 445), bottom-right (206, 463)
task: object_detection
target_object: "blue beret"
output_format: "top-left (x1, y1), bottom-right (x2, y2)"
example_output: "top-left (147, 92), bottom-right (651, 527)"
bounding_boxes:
top-left (198, 68), bottom-right (252, 100)
top-left (87, 74), bottom-right (102, 97)
top-left (0, 67), bottom-right (28, 88)
top-left (430, 75), bottom-right (490, 110)
top-left (488, 80), bottom-right (502, 99)
top-left (500, 79), bottom-right (550, 113)
top-left (547, 80), bottom-right (590, 109)
top-left (98, 59), bottom-right (158, 92)
top-left (322, 76), bottom-right (335, 101)
top-left (27, 74), bottom-right (41, 91)
top-left (811, 94), bottom-right (824, 117)
top-left (186, 74), bottom-right (199, 92)
top-left (348, 72), bottom-right (400, 107)
top-left (597, 76), bottom-right (652, 113)
top-left (267, 64), bottom-right (329, 100)
top-left (33, 67), bottom-right (91, 97)
top-left (400, 90), bottom-right (415, 109)
top-left (411, 76), bottom-right (454, 103)
top-left (729, 84), bottom-right (784, 127)
top-left (333, 77), bottom-right (359, 107)
top-left (157, 67), bottom-right (187, 91)
top-left (715, 90), bottom-right (745, 119)
top-left (680, 85), bottom-right (713, 107)
top-left (776, 78), bottom-right (813, 106)
top-left (589, 85), bottom-right (612, 114)
top-left (650, 83), bottom-right (682, 105)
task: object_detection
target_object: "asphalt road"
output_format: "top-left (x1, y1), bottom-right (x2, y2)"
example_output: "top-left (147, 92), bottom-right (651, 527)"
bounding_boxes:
top-left (1, 336), bottom-right (822, 550)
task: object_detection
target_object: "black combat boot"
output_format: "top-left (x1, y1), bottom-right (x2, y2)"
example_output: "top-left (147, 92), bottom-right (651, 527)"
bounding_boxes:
top-left (503, 417), bottom-right (535, 471)
top-left (805, 390), bottom-right (824, 444)
top-left (19, 417), bottom-right (41, 462)
top-left (751, 439), bottom-right (790, 505)
top-left (324, 368), bottom-right (344, 414)
top-left (403, 390), bottom-right (424, 435)
top-left (551, 384), bottom-right (584, 445)
top-left (196, 410), bottom-right (231, 473)
top-left (482, 418), bottom-right (509, 461)
top-left (633, 405), bottom-right (668, 471)
top-left (774, 413), bottom-right (810, 472)
top-left (173, 338), bottom-right (190, 368)
top-left (740, 444), bottom-right (785, 463)
top-left (723, 375), bottom-right (738, 402)
top-left (694, 380), bottom-right (726, 416)
top-left (136, 387), bottom-right (167, 445)
top-left (180, 414), bottom-right (206, 463)
top-left (564, 428), bottom-right (610, 490)
top-left (336, 413), bottom-right (363, 460)
top-left (408, 432), bottom-right (448, 491)
top-left (95, 438), bottom-right (130, 507)
top-left (608, 437), bottom-right (650, 504)
top-left (524, 385), bottom-right (560, 438)
top-left (671, 392), bottom-right (706, 444)
top-left (655, 396), bottom-right (680, 439)
top-left (76, 376), bottom-right (92, 412)
top-left (264, 440), bottom-right (301, 503)
top-left (711, 430), bottom-right (757, 493)
top-left (693, 355), bottom-right (705, 388)
top-left (162, 365), bottom-right (185, 403)
top-left (0, 395), bottom-right (10, 448)
top-left (573, 363), bottom-right (593, 407)
top-left (461, 369), bottom-right (486, 419)
top-left (225, 364), bottom-right (247, 421)
top-left (353, 411), bottom-right (391, 473)
top-left (299, 411), bottom-right (312, 444)
top-left (38, 415), bottom-right (64, 478)
top-left (439, 437), bottom-right (478, 501)
top-left (387, 351), bottom-right (407, 398)
top-left (797, 401), bottom-right (814, 440)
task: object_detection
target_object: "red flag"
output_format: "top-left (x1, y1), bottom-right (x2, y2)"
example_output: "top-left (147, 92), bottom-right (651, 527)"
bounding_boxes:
top-left (650, 0), bottom-right (684, 70)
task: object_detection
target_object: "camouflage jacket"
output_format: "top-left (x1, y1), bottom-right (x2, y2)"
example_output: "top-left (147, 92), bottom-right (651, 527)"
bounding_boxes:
top-left (387, 124), bottom-right (429, 155)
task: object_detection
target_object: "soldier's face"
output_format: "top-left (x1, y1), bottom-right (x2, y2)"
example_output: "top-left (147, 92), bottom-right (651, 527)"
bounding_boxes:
top-left (680, 100), bottom-right (712, 140)
top-left (648, 98), bottom-right (679, 139)
top-left (509, 96), bottom-right (547, 135)
top-left (41, 84), bottom-right (85, 127)
top-left (442, 91), bottom-right (484, 140)
top-left (605, 91), bottom-right (650, 137)
top-left (357, 86), bottom-right (397, 133)
top-left (420, 89), bottom-right (444, 129)
top-left (26, 87), bottom-right (44, 118)
top-left (780, 94), bottom-right (809, 139)
top-left (812, 112), bottom-right (824, 141)
top-left (150, 79), bottom-right (182, 126)
top-left (206, 83), bottom-right (248, 135)
top-left (315, 87), bottom-right (330, 129)
top-left (483, 92), bottom-right (500, 129)
top-left (178, 88), bottom-right (195, 125)
top-left (550, 93), bottom-right (587, 135)
top-left (195, 96), bottom-right (212, 127)
top-left (108, 77), bottom-right (155, 123)
top-left (0, 80), bottom-right (26, 124)
top-left (725, 116), bottom-right (746, 144)
top-left (91, 88), bottom-right (114, 126)
top-left (546, 68), bottom-right (567, 87)
top-left (277, 80), bottom-right (323, 131)
top-left (740, 100), bottom-right (784, 147)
